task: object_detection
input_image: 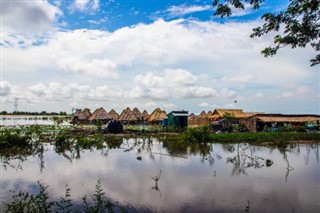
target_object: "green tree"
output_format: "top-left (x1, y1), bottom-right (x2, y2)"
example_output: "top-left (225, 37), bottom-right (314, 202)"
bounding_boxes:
top-left (213, 0), bottom-right (320, 66)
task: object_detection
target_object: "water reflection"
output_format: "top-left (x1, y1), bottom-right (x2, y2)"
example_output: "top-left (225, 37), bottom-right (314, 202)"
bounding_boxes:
top-left (1, 138), bottom-right (319, 212)
top-left (0, 115), bottom-right (70, 126)
top-left (225, 143), bottom-right (273, 176)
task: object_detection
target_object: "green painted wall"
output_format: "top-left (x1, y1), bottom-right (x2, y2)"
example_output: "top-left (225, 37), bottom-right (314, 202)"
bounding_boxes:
top-left (168, 113), bottom-right (188, 128)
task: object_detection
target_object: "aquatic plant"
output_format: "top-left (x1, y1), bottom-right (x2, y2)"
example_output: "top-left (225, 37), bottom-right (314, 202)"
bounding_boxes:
top-left (183, 126), bottom-right (212, 143)
top-left (53, 185), bottom-right (73, 213)
top-left (82, 179), bottom-right (127, 213)
top-left (95, 119), bottom-right (103, 132)
top-left (0, 128), bottom-right (31, 149)
top-left (3, 180), bottom-right (127, 213)
top-left (4, 181), bottom-right (54, 213)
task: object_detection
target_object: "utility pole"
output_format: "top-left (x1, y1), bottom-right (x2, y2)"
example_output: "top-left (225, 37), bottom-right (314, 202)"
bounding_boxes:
top-left (13, 97), bottom-right (19, 113)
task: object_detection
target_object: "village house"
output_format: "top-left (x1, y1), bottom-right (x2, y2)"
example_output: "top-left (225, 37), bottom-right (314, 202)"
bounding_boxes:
top-left (240, 114), bottom-right (320, 132)
top-left (168, 110), bottom-right (189, 128)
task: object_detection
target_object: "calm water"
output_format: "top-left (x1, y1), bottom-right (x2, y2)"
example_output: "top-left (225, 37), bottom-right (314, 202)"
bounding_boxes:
top-left (0, 115), bottom-right (69, 126)
top-left (0, 138), bottom-right (319, 212)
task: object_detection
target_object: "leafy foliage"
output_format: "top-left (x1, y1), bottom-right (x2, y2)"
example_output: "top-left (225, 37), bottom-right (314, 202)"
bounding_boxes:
top-left (53, 185), bottom-right (73, 213)
top-left (213, 0), bottom-right (320, 66)
top-left (4, 181), bottom-right (54, 213)
top-left (183, 126), bottom-right (212, 143)
top-left (0, 128), bottom-right (30, 149)
top-left (4, 180), bottom-right (127, 213)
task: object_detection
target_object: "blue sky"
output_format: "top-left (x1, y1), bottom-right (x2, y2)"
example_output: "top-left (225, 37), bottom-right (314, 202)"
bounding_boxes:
top-left (1, 0), bottom-right (319, 114)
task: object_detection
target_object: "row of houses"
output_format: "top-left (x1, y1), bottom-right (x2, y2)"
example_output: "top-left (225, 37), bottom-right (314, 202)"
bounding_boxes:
top-left (71, 107), bottom-right (167, 124)
top-left (71, 107), bottom-right (320, 132)
top-left (189, 109), bottom-right (320, 132)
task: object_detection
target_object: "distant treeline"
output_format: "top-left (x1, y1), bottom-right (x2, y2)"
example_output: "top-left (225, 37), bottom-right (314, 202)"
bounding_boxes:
top-left (0, 111), bottom-right (68, 116)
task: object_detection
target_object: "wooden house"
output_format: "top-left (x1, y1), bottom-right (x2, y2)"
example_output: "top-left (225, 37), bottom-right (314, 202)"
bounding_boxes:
top-left (240, 114), bottom-right (320, 132)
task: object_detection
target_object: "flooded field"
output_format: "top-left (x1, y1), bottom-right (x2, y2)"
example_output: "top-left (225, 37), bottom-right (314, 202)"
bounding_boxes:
top-left (1, 136), bottom-right (319, 212)
top-left (0, 115), bottom-right (69, 126)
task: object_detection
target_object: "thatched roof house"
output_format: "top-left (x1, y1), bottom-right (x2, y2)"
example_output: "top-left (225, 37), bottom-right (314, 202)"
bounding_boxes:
top-left (82, 108), bottom-right (92, 118)
top-left (71, 108), bottom-right (92, 124)
top-left (119, 107), bottom-right (138, 123)
top-left (208, 109), bottom-right (247, 121)
top-left (189, 113), bottom-right (196, 118)
top-left (89, 107), bottom-right (110, 123)
top-left (119, 107), bottom-right (130, 120)
top-left (148, 108), bottom-right (167, 123)
top-left (131, 107), bottom-right (144, 121)
top-left (188, 112), bottom-right (209, 126)
top-left (142, 110), bottom-right (149, 121)
top-left (199, 111), bottom-right (207, 118)
top-left (240, 114), bottom-right (320, 132)
top-left (108, 109), bottom-right (119, 120)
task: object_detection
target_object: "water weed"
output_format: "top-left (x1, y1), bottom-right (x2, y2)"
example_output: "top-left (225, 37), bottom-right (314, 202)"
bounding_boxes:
top-left (3, 180), bottom-right (127, 213)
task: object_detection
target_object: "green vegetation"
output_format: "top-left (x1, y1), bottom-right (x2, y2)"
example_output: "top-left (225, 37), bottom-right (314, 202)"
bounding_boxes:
top-left (124, 124), bottom-right (162, 133)
top-left (0, 128), bottom-right (30, 149)
top-left (0, 124), bottom-right (319, 152)
top-left (164, 127), bottom-right (320, 144)
top-left (213, 0), bottom-right (320, 66)
top-left (183, 126), bottom-right (212, 143)
top-left (3, 180), bottom-right (126, 213)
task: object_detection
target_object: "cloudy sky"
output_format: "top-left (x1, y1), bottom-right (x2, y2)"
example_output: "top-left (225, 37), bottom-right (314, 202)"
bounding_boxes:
top-left (1, 0), bottom-right (319, 114)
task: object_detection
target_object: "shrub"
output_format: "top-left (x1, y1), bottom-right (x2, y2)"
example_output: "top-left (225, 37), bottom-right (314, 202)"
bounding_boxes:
top-left (183, 126), bottom-right (212, 143)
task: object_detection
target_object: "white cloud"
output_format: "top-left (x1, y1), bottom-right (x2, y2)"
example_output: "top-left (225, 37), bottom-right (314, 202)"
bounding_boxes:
top-left (163, 103), bottom-right (177, 109)
top-left (280, 86), bottom-right (313, 99)
top-left (2, 0), bottom-right (62, 34)
top-left (2, 19), bottom-right (318, 113)
top-left (56, 57), bottom-right (119, 78)
top-left (221, 74), bottom-right (256, 83)
top-left (199, 102), bottom-right (210, 107)
top-left (255, 93), bottom-right (264, 98)
top-left (145, 102), bottom-right (157, 107)
top-left (218, 88), bottom-right (237, 99)
top-left (0, 81), bottom-right (12, 96)
top-left (189, 86), bottom-right (218, 98)
top-left (225, 103), bottom-right (236, 108)
top-left (88, 17), bottom-right (108, 25)
top-left (133, 69), bottom-right (228, 100)
top-left (73, 0), bottom-right (99, 11)
top-left (134, 68), bottom-right (197, 88)
top-left (281, 92), bottom-right (293, 98)
top-left (165, 4), bottom-right (211, 17)
top-left (229, 3), bottom-right (254, 17)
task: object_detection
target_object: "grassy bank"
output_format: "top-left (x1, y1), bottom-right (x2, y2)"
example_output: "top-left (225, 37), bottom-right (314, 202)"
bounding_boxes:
top-left (1, 125), bottom-right (319, 151)
top-left (164, 126), bottom-right (320, 144)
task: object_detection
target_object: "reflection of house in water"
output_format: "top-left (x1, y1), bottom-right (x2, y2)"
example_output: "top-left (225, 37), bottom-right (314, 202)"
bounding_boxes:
top-left (240, 114), bottom-right (320, 132)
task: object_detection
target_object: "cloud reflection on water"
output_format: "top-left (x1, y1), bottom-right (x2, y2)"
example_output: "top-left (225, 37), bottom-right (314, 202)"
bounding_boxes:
top-left (1, 139), bottom-right (319, 212)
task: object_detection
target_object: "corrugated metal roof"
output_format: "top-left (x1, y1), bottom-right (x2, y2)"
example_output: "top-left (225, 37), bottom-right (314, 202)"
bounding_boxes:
top-left (169, 111), bottom-right (189, 117)
top-left (172, 112), bottom-right (189, 116)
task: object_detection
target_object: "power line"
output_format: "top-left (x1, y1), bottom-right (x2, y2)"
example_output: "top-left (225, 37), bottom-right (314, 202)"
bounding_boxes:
top-left (13, 97), bottom-right (19, 113)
